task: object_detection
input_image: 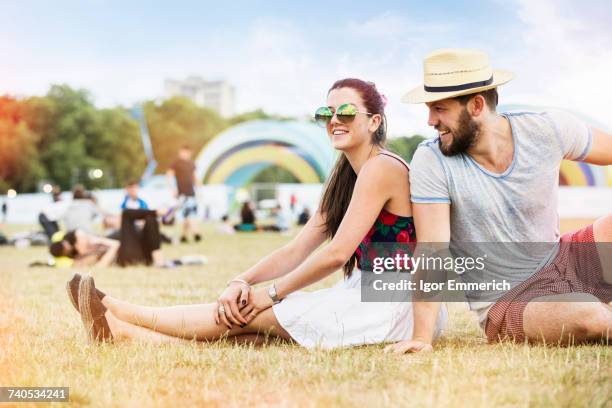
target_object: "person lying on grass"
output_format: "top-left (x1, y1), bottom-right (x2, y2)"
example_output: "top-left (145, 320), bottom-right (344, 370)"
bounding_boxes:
top-left (67, 78), bottom-right (448, 349)
top-left (52, 209), bottom-right (205, 268)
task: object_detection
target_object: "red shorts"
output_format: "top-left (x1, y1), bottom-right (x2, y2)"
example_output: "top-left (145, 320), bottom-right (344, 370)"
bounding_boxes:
top-left (485, 224), bottom-right (612, 343)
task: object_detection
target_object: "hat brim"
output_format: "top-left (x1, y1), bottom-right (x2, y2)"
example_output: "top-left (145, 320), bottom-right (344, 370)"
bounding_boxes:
top-left (401, 69), bottom-right (514, 104)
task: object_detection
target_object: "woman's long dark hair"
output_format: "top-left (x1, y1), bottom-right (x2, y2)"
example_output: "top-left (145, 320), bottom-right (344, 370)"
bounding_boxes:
top-left (318, 78), bottom-right (387, 276)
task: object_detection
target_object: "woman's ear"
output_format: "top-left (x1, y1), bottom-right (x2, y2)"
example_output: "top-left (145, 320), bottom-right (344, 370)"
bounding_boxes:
top-left (369, 114), bottom-right (382, 133)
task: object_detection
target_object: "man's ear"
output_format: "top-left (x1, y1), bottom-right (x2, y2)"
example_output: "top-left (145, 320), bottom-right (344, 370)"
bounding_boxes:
top-left (469, 95), bottom-right (486, 117)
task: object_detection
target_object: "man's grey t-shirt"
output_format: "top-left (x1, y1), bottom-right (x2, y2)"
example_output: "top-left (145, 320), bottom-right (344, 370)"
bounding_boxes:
top-left (409, 111), bottom-right (592, 326)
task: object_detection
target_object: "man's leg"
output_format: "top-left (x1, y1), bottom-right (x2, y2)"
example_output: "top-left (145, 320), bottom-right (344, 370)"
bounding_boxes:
top-left (522, 292), bottom-right (612, 344)
top-left (184, 197), bottom-right (200, 241)
top-left (182, 217), bottom-right (192, 241)
top-left (38, 213), bottom-right (59, 239)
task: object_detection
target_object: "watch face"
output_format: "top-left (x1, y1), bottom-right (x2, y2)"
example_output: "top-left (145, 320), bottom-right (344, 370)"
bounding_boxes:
top-left (268, 284), bottom-right (278, 302)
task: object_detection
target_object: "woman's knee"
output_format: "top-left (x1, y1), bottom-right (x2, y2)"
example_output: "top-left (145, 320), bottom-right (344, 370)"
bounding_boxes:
top-left (245, 308), bottom-right (291, 340)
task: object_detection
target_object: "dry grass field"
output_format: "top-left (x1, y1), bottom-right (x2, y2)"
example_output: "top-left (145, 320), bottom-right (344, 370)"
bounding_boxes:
top-left (1, 219), bottom-right (610, 407)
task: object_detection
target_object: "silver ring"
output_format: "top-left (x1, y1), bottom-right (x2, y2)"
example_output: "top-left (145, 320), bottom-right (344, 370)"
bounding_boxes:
top-left (218, 305), bottom-right (225, 314)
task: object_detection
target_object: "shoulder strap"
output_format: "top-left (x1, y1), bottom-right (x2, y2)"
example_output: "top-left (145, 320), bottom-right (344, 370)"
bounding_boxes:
top-left (377, 151), bottom-right (410, 171)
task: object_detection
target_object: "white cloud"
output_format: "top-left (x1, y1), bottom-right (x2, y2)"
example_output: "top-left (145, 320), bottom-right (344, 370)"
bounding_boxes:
top-left (505, 0), bottom-right (612, 128)
top-left (3, 5), bottom-right (608, 137)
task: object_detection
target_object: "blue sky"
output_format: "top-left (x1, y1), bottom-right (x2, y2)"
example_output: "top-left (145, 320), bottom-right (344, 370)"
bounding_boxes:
top-left (1, 0), bottom-right (611, 136)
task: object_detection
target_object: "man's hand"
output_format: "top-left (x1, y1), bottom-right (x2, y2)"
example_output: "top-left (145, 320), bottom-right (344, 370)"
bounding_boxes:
top-left (384, 339), bottom-right (433, 354)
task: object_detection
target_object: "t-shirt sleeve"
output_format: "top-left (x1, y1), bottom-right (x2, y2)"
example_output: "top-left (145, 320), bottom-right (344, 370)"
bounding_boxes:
top-left (545, 110), bottom-right (592, 161)
top-left (409, 144), bottom-right (451, 204)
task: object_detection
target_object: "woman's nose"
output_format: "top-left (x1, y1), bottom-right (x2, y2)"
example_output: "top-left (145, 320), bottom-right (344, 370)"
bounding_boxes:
top-left (329, 112), bottom-right (341, 125)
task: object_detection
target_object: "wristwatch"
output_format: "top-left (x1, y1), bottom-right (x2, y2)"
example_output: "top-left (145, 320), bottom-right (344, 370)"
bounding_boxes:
top-left (268, 282), bottom-right (281, 304)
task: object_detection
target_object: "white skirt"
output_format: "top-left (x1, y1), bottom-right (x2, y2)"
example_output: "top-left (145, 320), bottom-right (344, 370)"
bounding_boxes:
top-left (272, 269), bottom-right (448, 349)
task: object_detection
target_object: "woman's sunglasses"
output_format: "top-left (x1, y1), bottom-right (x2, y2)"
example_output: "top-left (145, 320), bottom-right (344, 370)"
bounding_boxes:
top-left (314, 103), bottom-right (373, 127)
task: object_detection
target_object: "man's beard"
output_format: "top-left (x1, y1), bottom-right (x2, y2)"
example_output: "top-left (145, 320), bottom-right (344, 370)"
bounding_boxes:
top-left (438, 108), bottom-right (481, 156)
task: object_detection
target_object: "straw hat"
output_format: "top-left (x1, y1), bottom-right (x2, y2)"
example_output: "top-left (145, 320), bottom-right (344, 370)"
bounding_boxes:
top-left (402, 49), bottom-right (514, 104)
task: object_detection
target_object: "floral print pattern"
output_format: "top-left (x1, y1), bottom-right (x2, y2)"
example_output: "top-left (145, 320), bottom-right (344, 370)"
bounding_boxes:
top-left (355, 208), bottom-right (416, 270)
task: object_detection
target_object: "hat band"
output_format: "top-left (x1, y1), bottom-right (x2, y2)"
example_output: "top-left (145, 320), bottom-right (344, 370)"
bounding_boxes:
top-left (424, 76), bottom-right (493, 93)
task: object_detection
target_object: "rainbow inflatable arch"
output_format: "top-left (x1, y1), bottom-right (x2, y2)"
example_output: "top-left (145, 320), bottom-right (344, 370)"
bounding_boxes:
top-left (195, 120), bottom-right (335, 187)
top-left (559, 161), bottom-right (612, 187)
top-left (501, 104), bottom-right (612, 187)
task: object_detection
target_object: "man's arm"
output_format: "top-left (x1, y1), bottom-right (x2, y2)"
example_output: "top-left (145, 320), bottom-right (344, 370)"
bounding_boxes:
top-left (192, 167), bottom-right (202, 188)
top-left (583, 128), bottom-right (612, 165)
top-left (166, 169), bottom-right (177, 197)
top-left (385, 202), bottom-right (451, 354)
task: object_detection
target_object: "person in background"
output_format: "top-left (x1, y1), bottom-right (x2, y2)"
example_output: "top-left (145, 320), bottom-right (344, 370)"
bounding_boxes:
top-left (263, 204), bottom-right (289, 232)
top-left (297, 207), bottom-right (311, 226)
top-left (39, 186), bottom-right (68, 239)
top-left (217, 215), bottom-right (236, 235)
top-left (234, 201), bottom-right (257, 232)
top-left (116, 180), bottom-right (171, 244)
top-left (120, 180), bottom-right (148, 210)
top-left (61, 185), bottom-right (103, 234)
top-left (51, 209), bottom-right (206, 268)
top-left (0, 199), bottom-right (8, 245)
top-left (167, 145), bottom-right (202, 243)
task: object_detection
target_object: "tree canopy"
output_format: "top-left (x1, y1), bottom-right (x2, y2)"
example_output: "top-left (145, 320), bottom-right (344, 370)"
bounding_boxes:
top-left (0, 85), bottom-right (429, 192)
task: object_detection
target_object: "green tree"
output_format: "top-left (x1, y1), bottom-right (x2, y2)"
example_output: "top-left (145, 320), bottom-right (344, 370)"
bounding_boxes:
top-left (85, 107), bottom-right (147, 189)
top-left (0, 96), bottom-right (46, 192)
top-left (17, 85), bottom-right (147, 191)
top-left (387, 135), bottom-right (427, 163)
top-left (250, 166), bottom-right (300, 184)
top-left (228, 109), bottom-right (271, 126)
top-left (0, 83), bottom-right (296, 193)
top-left (145, 97), bottom-right (227, 172)
top-left (27, 85), bottom-right (98, 190)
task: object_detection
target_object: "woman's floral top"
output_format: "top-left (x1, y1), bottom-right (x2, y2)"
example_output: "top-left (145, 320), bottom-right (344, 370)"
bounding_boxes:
top-left (355, 208), bottom-right (416, 270)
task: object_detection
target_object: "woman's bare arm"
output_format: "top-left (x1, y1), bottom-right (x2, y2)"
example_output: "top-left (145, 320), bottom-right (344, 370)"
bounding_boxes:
top-left (235, 210), bottom-right (328, 285)
top-left (273, 156), bottom-right (397, 298)
top-left (94, 240), bottom-right (120, 268)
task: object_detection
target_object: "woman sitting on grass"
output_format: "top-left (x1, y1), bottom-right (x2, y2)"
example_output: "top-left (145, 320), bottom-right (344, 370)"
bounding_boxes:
top-left (68, 78), bottom-right (447, 349)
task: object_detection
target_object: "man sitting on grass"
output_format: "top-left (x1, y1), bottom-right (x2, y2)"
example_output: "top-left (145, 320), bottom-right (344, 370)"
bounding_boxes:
top-left (386, 48), bottom-right (612, 354)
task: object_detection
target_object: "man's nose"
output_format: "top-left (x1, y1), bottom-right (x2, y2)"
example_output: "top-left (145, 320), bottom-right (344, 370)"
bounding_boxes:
top-left (428, 110), bottom-right (438, 127)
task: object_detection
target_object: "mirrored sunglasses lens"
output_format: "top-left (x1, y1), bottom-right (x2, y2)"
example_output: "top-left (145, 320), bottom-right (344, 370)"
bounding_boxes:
top-left (336, 103), bottom-right (358, 115)
top-left (315, 116), bottom-right (331, 127)
top-left (314, 107), bottom-right (332, 127)
top-left (336, 104), bottom-right (357, 123)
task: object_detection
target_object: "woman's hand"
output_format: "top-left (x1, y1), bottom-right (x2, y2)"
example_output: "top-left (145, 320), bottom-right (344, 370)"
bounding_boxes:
top-left (215, 281), bottom-right (250, 329)
top-left (243, 286), bottom-right (274, 323)
top-left (383, 339), bottom-right (433, 354)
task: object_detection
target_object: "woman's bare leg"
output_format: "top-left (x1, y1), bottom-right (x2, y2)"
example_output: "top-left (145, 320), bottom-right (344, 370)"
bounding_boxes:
top-left (102, 295), bottom-right (291, 341)
top-left (105, 309), bottom-right (192, 344)
top-left (106, 310), bottom-right (283, 346)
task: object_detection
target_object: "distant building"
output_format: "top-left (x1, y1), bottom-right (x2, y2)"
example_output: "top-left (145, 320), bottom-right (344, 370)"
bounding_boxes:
top-left (164, 76), bottom-right (235, 117)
